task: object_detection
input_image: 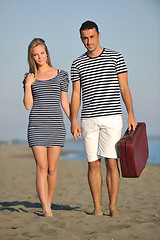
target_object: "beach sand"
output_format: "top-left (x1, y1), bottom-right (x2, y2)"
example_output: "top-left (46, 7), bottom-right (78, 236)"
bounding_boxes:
top-left (0, 143), bottom-right (160, 240)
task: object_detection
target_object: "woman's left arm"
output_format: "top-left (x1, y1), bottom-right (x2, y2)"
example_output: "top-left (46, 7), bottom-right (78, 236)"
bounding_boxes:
top-left (61, 91), bottom-right (71, 121)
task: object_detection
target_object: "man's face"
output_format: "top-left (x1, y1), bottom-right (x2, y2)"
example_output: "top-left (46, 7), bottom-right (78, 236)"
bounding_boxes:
top-left (80, 28), bottom-right (101, 53)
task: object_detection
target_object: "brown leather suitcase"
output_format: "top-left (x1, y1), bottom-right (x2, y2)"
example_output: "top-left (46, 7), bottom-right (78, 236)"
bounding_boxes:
top-left (118, 122), bottom-right (149, 178)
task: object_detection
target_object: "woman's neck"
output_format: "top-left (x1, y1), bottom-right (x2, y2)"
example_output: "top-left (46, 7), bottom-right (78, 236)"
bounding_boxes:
top-left (36, 64), bottom-right (57, 80)
top-left (37, 63), bottom-right (51, 73)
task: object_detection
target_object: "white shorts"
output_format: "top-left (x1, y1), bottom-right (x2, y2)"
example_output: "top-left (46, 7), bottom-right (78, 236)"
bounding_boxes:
top-left (81, 115), bottom-right (123, 162)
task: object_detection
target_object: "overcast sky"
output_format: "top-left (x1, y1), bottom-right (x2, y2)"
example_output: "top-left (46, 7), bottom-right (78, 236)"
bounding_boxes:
top-left (0, 0), bottom-right (160, 141)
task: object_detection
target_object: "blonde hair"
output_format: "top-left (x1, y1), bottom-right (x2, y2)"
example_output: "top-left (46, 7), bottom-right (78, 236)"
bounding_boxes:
top-left (27, 38), bottom-right (52, 78)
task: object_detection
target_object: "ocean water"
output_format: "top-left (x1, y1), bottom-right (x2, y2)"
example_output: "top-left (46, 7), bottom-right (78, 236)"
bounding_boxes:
top-left (61, 137), bottom-right (160, 165)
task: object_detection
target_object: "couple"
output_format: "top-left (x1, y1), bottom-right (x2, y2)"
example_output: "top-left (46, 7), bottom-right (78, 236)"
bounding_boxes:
top-left (23, 20), bottom-right (137, 217)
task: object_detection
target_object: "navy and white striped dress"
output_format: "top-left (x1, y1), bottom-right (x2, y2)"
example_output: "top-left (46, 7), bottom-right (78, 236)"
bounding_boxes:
top-left (23, 70), bottom-right (69, 147)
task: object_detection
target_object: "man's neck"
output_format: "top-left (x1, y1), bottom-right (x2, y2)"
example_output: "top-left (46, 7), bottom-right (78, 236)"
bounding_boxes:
top-left (87, 46), bottom-right (103, 58)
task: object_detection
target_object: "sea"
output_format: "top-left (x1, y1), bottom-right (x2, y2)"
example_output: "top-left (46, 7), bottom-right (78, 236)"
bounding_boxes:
top-left (60, 137), bottom-right (160, 165)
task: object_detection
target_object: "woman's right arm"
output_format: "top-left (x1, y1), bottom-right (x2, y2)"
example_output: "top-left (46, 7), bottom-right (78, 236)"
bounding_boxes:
top-left (23, 73), bottom-right (35, 110)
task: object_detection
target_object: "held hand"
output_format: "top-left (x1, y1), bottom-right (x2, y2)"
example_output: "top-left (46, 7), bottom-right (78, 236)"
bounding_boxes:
top-left (71, 120), bottom-right (81, 141)
top-left (128, 114), bottom-right (137, 132)
top-left (25, 73), bottom-right (35, 86)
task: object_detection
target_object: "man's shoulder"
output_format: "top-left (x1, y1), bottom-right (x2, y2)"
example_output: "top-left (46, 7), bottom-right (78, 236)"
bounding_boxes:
top-left (104, 48), bottom-right (121, 56)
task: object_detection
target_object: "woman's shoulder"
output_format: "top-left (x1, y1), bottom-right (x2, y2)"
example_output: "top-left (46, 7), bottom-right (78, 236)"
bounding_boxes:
top-left (58, 70), bottom-right (69, 86)
top-left (58, 69), bottom-right (68, 75)
top-left (58, 69), bottom-right (69, 79)
top-left (24, 72), bottom-right (29, 78)
top-left (23, 72), bottom-right (29, 83)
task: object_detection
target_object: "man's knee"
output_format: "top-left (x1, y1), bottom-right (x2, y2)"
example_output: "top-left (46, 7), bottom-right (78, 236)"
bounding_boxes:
top-left (88, 159), bottom-right (101, 174)
top-left (105, 159), bottom-right (118, 172)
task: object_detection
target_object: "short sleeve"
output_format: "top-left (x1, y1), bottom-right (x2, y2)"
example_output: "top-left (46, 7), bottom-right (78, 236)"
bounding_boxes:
top-left (115, 52), bottom-right (128, 75)
top-left (71, 61), bottom-right (80, 82)
top-left (60, 70), bottom-right (69, 92)
top-left (22, 73), bottom-right (29, 91)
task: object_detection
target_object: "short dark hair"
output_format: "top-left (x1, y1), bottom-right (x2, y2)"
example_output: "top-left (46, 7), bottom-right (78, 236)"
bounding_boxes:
top-left (79, 20), bottom-right (99, 35)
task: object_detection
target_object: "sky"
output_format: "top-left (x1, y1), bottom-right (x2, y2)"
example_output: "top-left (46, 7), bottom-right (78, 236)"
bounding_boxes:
top-left (0, 0), bottom-right (160, 141)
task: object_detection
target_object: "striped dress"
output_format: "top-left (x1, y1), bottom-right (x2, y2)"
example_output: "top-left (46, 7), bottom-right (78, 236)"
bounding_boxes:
top-left (23, 70), bottom-right (69, 147)
top-left (71, 48), bottom-right (127, 119)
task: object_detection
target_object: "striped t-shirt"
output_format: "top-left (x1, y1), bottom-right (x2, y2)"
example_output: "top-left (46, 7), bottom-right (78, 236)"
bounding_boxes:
top-left (71, 48), bottom-right (127, 119)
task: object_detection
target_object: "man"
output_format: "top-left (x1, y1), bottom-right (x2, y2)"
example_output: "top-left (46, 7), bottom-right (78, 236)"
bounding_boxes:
top-left (71, 20), bottom-right (137, 217)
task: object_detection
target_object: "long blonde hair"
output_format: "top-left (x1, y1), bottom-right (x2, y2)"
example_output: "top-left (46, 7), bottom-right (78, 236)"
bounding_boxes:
top-left (28, 38), bottom-right (53, 78)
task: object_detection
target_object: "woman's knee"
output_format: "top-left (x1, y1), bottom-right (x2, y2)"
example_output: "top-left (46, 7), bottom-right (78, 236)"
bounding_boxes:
top-left (37, 165), bottom-right (48, 174)
top-left (48, 168), bottom-right (57, 176)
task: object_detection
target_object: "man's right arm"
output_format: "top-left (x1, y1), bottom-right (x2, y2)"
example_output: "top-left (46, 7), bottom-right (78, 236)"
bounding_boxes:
top-left (71, 80), bottom-right (81, 140)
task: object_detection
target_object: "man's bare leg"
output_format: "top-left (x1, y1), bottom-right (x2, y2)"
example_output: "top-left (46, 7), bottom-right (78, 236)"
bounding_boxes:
top-left (88, 159), bottom-right (103, 216)
top-left (105, 158), bottom-right (120, 217)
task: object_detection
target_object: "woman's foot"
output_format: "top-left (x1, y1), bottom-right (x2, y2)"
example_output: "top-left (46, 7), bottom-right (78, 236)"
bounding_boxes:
top-left (109, 209), bottom-right (119, 217)
top-left (43, 210), bottom-right (53, 217)
top-left (92, 209), bottom-right (103, 216)
top-left (42, 207), bottom-right (53, 217)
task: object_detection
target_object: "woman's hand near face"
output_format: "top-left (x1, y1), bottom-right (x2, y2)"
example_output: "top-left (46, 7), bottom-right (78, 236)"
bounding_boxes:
top-left (25, 73), bottom-right (35, 86)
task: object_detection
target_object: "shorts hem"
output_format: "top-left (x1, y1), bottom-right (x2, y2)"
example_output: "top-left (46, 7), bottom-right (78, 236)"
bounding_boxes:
top-left (87, 155), bottom-right (119, 162)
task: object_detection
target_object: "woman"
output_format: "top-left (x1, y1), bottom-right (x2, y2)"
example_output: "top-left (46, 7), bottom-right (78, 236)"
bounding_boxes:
top-left (23, 38), bottom-right (70, 217)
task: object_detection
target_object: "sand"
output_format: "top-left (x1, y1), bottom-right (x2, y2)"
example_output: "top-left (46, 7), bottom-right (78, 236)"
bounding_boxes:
top-left (0, 143), bottom-right (160, 240)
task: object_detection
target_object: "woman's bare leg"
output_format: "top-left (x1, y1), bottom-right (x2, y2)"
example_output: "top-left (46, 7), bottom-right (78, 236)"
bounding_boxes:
top-left (32, 146), bottom-right (52, 217)
top-left (47, 146), bottom-right (62, 208)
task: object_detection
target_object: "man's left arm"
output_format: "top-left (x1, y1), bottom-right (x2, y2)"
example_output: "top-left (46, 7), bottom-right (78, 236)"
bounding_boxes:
top-left (118, 72), bottom-right (137, 132)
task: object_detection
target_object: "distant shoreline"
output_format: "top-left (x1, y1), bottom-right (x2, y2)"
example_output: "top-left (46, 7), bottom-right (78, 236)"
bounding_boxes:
top-left (0, 142), bottom-right (159, 166)
top-left (0, 135), bottom-right (160, 145)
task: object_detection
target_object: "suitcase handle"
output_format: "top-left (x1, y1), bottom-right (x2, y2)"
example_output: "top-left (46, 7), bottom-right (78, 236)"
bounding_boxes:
top-left (126, 124), bottom-right (139, 136)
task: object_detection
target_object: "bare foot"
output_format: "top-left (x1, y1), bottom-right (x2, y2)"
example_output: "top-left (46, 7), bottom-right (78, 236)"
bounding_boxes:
top-left (42, 207), bottom-right (53, 217)
top-left (43, 209), bottom-right (53, 217)
top-left (92, 209), bottom-right (103, 216)
top-left (109, 209), bottom-right (119, 217)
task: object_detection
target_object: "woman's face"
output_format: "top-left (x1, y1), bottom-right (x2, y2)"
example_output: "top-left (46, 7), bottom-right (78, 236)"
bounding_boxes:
top-left (32, 45), bottom-right (48, 67)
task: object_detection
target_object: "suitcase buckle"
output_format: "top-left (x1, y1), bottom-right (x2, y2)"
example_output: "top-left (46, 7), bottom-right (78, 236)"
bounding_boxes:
top-left (123, 136), bottom-right (132, 140)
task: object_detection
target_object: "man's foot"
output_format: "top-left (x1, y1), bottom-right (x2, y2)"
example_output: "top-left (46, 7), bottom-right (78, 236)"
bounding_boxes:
top-left (109, 209), bottom-right (119, 217)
